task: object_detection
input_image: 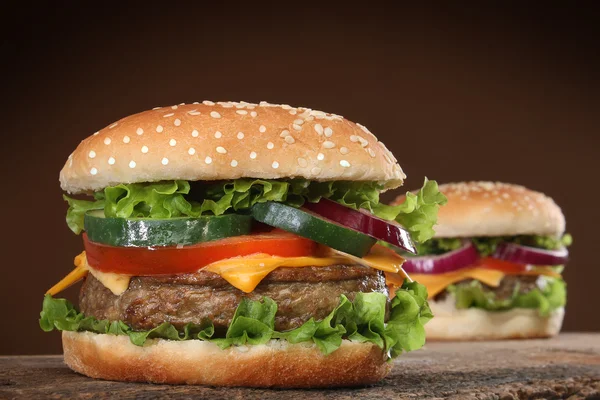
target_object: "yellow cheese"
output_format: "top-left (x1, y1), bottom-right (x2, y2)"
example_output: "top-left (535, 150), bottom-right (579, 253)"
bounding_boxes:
top-left (46, 252), bottom-right (131, 296)
top-left (409, 266), bottom-right (563, 299)
top-left (205, 247), bottom-right (407, 293)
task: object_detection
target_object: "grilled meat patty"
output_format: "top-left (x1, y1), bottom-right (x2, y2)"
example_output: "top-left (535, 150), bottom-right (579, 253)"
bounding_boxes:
top-left (79, 264), bottom-right (388, 332)
top-left (435, 275), bottom-right (541, 302)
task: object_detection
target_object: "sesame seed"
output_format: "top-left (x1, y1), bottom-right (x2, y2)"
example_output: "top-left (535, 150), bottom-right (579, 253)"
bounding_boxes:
top-left (259, 125), bottom-right (266, 133)
top-left (219, 102), bottom-right (233, 108)
top-left (350, 135), bottom-right (359, 142)
top-left (292, 124), bottom-right (302, 131)
top-left (280, 130), bottom-right (290, 138)
top-left (90, 167), bottom-right (98, 175)
top-left (163, 113), bottom-right (174, 117)
top-left (136, 128), bottom-right (144, 135)
top-left (314, 124), bottom-right (324, 135)
top-left (358, 137), bottom-right (368, 147)
top-left (231, 160), bottom-right (238, 167)
top-left (216, 146), bottom-right (227, 154)
top-left (192, 129), bottom-right (199, 137)
top-left (237, 132), bottom-right (245, 139)
top-left (205, 156), bottom-right (212, 164)
top-left (502, 193), bottom-right (510, 199)
top-left (250, 151), bottom-right (257, 159)
top-left (293, 119), bottom-right (304, 125)
top-left (368, 148), bottom-right (376, 158)
top-left (152, 107), bottom-right (161, 110)
top-left (141, 146), bottom-right (149, 153)
top-left (188, 147), bottom-right (195, 155)
top-left (250, 111), bottom-right (257, 117)
top-left (169, 139), bottom-right (177, 147)
top-left (267, 142), bottom-right (274, 149)
top-left (311, 167), bottom-right (322, 174)
top-left (174, 118), bottom-right (181, 126)
top-left (129, 160), bottom-right (136, 168)
top-left (123, 136), bottom-right (130, 144)
top-left (109, 123), bottom-right (118, 129)
top-left (171, 105), bottom-right (178, 110)
top-left (156, 125), bottom-right (164, 133)
top-left (340, 147), bottom-right (349, 154)
top-left (324, 127), bottom-right (333, 137)
top-left (297, 157), bottom-right (308, 167)
top-left (340, 160), bottom-right (351, 168)
top-left (323, 141), bottom-right (335, 149)
top-left (285, 136), bottom-right (295, 144)
top-left (108, 157), bottom-right (115, 165)
top-left (203, 100), bottom-right (215, 106)
top-left (104, 138), bottom-right (111, 145)
top-left (161, 157), bottom-right (169, 165)
top-left (210, 111), bottom-right (221, 119)
top-left (317, 153), bottom-right (325, 160)
top-left (272, 161), bottom-right (279, 169)
top-left (214, 131), bottom-right (222, 139)
top-left (289, 109), bottom-right (297, 115)
top-left (88, 150), bottom-right (96, 159)
top-left (93, 131), bottom-right (99, 136)
top-left (189, 111), bottom-right (201, 116)
top-left (236, 110), bottom-right (248, 115)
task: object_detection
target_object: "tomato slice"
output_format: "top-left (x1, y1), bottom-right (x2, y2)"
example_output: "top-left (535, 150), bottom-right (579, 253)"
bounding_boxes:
top-left (83, 232), bottom-right (318, 275)
top-left (476, 257), bottom-right (527, 274)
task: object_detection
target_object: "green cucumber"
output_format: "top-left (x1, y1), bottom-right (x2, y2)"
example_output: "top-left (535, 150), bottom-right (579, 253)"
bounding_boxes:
top-left (251, 202), bottom-right (376, 257)
top-left (84, 211), bottom-right (253, 247)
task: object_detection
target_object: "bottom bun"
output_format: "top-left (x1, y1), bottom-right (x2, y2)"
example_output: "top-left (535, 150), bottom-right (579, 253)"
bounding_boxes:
top-left (62, 331), bottom-right (391, 387)
top-left (425, 297), bottom-right (564, 340)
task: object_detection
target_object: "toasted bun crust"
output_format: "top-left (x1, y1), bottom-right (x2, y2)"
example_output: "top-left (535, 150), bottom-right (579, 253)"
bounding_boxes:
top-left (60, 101), bottom-right (405, 193)
top-left (62, 331), bottom-right (391, 387)
top-left (425, 297), bottom-right (564, 341)
top-left (393, 181), bottom-right (565, 237)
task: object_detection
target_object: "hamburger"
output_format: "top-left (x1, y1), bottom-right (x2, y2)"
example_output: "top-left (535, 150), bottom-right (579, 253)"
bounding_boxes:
top-left (39, 101), bottom-right (446, 387)
top-left (391, 181), bottom-right (570, 341)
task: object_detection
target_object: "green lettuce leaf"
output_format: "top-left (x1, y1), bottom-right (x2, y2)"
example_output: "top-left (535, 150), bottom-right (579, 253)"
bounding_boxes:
top-left (40, 280), bottom-right (431, 359)
top-left (448, 276), bottom-right (566, 317)
top-left (63, 195), bottom-right (105, 234)
top-left (64, 178), bottom-right (447, 243)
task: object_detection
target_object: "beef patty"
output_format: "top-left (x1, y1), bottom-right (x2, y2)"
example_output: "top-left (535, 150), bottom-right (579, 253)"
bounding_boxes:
top-left (79, 264), bottom-right (387, 332)
top-left (435, 275), bottom-right (540, 301)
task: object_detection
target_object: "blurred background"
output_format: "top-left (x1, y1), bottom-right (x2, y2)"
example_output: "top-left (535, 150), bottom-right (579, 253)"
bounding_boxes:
top-left (1, 3), bottom-right (598, 355)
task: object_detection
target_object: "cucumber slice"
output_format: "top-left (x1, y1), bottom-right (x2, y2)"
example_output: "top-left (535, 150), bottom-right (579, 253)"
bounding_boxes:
top-left (84, 211), bottom-right (253, 247)
top-left (251, 202), bottom-right (376, 257)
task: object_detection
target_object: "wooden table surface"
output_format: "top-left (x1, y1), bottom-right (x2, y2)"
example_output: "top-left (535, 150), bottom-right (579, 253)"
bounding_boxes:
top-left (1, 333), bottom-right (599, 399)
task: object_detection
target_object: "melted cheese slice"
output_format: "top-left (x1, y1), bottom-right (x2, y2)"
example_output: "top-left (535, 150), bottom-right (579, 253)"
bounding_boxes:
top-left (205, 246), bottom-right (407, 293)
top-left (404, 266), bottom-right (563, 299)
top-left (46, 252), bottom-right (131, 296)
top-left (47, 245), bottom-right (406, 295)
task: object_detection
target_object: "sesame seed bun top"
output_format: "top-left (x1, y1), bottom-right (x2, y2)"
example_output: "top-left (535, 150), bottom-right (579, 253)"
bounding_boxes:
top-left (60, 101), bottom-right (406, 194)
top-left (392, 181), bottom-right (566, 238)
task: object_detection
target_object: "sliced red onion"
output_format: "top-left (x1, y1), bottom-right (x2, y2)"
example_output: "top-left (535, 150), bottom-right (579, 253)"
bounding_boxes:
top-left (303, 199), bottom-right (416, 254)
top-left (493, 242), bottom-right (568, 266)
top-left (402, 241), bottom-right (480, 274)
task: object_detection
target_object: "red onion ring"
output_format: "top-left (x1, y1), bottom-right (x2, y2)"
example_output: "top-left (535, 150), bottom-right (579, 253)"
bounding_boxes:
top-left (303, 199), bottom-right (416, 254)
top-left (493, 242), bottom-right (568, 266)
top-left (402, 240), bottom-right (480, 274)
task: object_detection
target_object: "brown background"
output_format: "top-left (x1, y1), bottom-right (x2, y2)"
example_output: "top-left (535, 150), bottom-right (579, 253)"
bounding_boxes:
top-left (0, 4), bottom-right (598, 355)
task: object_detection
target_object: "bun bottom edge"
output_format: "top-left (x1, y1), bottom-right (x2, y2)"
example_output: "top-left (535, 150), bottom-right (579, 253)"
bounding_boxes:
top-left (425, 303), bottom-right (565, 341)
top-left (62, 331), bottom-right (392, 387)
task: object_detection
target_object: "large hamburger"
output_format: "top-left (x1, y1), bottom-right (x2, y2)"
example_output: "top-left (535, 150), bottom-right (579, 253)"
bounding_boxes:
top-left (391, 181), bottom-right (570, 341)
top-left (39, 101), bottom-right (445, 387)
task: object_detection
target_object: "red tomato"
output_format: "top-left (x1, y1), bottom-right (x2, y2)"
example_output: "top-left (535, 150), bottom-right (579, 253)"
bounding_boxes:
top-left (476, 257), bottom-right (527, 274)
top-left (83, 232), bottom-right (318, 275)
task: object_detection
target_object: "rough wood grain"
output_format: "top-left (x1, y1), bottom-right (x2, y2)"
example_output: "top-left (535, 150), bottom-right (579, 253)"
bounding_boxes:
top-left (1, 333), bottom-right (599, 399)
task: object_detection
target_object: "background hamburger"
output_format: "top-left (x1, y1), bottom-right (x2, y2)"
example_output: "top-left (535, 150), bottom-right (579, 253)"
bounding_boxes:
top-left (39, 101), bottom-right (445, 387)
top-left (391, 181), bottom-right (570, 340)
